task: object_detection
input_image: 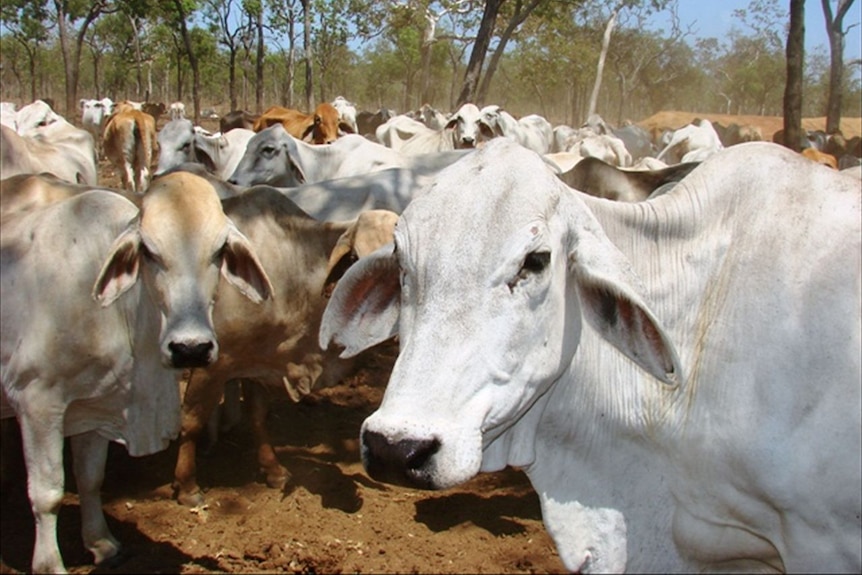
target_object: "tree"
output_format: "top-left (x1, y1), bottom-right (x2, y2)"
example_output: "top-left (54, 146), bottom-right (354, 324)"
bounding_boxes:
top-left (53, 0), bottom-right (119, 117)
top-left (168, 0), bottom-right (202, 121)
top-left (0, 1), bottom-right (52, 103)
top-left (783, 0), bottom-right (805, 151)
top-left (821, 0), bottom-right (858, 133)
top-left (456, 0), bottom-right (505, 106)
top-left (204, 0), bottom-right (253, 112)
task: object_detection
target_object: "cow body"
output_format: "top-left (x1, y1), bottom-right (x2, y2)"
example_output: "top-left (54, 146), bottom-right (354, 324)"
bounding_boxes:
top-left (253, 103), bottom-right (353, 144)
top-left (171, 189), bottom-right (395, 505)
top-left (0, 172), bottom-right (272, 573)
top-left (319, 140), bottom-right (861, 572)
top-left (558, 156), bottom-right (700, 202)
top-left (1, 121), bottom-right (98, 186)
top-left (103, 107), bottom-right (158, 192)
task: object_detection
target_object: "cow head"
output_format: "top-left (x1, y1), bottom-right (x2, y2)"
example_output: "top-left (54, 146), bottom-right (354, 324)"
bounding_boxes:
top-left (228, 124), bottom-right (306, 187)
top-left (319, 139), bottom-right (681, 490)
top-left (93, 172), bottom-right (273, 368)
top-left (444, 103), bottom-right (495, 149)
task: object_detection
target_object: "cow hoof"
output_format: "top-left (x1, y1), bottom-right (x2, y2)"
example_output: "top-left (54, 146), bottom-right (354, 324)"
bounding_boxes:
top-left (173, 483), bottom-right (206, 507)
top-left (264, 467), bottom-right (290, 490)
top-left (90, 538), bottom-right (125, 567)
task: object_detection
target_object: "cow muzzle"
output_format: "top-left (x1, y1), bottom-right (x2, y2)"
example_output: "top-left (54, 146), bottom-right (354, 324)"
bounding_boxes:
top-left (167, 339), bottom-right (216, 368)
top-left (361, 429), bottom-right (441, 490)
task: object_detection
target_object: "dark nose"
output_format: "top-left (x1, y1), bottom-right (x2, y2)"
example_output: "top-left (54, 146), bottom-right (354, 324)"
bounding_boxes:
top-left (169, 341), bottom-right (214, 368)
top-left (362, 430), bottom-right (440, 489)
top-left (460, 137), bottom-right (475, 148)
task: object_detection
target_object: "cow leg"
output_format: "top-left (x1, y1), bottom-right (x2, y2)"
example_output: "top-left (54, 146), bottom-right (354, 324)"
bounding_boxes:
top-left (70, 431), bottom-right (121, 565)
top-left (246, 383), bottom-right (289, 490)
top-left (121, 162), bottom-right (135, 192)
top-left (17, 404), bottom-right (67, 574)
top-left (173, 370), bottom-right (224, 507)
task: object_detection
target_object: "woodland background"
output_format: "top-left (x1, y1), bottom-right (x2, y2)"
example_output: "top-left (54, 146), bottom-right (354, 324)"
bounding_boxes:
top-left (1, 0), bottom-right (860, 130)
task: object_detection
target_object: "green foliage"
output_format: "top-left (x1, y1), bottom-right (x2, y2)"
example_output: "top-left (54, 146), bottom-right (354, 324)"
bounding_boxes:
top-left (0, 0), bottom-right (851, 125)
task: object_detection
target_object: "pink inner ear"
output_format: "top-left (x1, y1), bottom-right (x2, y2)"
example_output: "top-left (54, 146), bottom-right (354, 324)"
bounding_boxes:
top-left (342, 268), bottom-right (399, 319)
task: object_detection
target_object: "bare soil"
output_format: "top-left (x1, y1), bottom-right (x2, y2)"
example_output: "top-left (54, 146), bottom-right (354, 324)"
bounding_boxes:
top-left (3, 111), bottom-right (857, 575)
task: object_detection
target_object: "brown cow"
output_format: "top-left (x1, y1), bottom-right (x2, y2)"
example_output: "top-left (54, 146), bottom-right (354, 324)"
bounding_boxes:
top-left (103, 104), bottom-right (158, 192)
top-left (801, 147), bottom-right (838, 169)
top-left (252, 102), bottom-right (354, 144)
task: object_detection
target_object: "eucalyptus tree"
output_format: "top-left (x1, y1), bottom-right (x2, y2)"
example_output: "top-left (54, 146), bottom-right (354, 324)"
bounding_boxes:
top-left (0, 0), bottom-right (52, 103)
top-left (783, 0), bottom-right (805, 151)
top-left (204, 0), bottom-right (253, 111)
top-left (821, 0), bottom-right (858, 133)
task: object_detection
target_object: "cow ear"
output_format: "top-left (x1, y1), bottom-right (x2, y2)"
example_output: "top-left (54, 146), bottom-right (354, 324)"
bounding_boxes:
top-left (93, 224), bottom-right (142, 307)
top-left (338, 121), bottom-right (355, 135)
top-left (220, 223), bottom-right (273, 304)
top-left (319, 245), bottom-right (400, 358)
top-left (567, 221), bottom-right (682, 387)
top-left (444, 116), bottom-right (458, 131)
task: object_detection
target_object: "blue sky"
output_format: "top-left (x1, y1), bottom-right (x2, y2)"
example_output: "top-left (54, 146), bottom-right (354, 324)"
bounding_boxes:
top-left (648, 0), bottom-right (862, 60)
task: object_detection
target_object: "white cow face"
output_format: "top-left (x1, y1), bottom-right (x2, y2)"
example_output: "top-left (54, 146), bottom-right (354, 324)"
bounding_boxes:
top-left (93, 172), bottom-right (273, 368)
top-left (320, 140), bottom-right (680, 490)
top-left (445, 103), bottom-right (494, 149)
top-left (228, 124), bottom-right (306, 187)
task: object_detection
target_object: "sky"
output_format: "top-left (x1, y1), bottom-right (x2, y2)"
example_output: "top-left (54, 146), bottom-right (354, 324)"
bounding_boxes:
top-left (648, 0), bottom-right (862, 61)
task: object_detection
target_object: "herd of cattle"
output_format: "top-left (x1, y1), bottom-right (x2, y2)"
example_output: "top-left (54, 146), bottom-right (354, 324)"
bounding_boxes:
top-left (0, 95), bottom-right (860, 573)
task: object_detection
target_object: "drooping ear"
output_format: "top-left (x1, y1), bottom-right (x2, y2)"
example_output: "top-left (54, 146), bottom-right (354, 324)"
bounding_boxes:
top-left (568, 220), bottom-right (683, 387)
top-left (220, 222), bottom-right (274, 304)
top-left (338, 121), bottom-right (355, 135)
top-left (300, 121), bottom-right (316, 142)
top-left (319, 244), bottom-right (401, 358)
top-left (93, 222), bottom-right (142, 307)
top-left (444, 116), bottom-right (459, 131)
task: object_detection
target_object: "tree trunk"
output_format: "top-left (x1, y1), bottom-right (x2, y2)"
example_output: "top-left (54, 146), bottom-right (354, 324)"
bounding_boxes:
top-left (821, 0), bottom-right (854, 134)
top-left (229, 48), bottom-right (238, 111)
top-left (587, 5), bottom-right (619, 120)
top-left (476, 0), bottom-right (541, 105)
top-left (173, 0), bottom-right (201, 122)
top-left (783, 0), bottom-right (805, 152)
top-left (302, 0), bottom-right (313, 110)
top-left (256, 8), bottom-right (264, 113)
top-left (418, 14), bottom-right (437, 107)
top-left (456, 0), bottom-right (506, 107)
top-left (287, 13), bottom-right (296, 108)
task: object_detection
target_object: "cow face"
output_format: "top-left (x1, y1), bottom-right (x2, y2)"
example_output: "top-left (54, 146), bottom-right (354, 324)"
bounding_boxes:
top-left (320, 140), bottom-right (680, 490)
top-left (228, 124), bottom-right (306, 187)
top-left (93, 172), bottom-right (273, 368)
top-left (445, 103), bottom-right (494, 149)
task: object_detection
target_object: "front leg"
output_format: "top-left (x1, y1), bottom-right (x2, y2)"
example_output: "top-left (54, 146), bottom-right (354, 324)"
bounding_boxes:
top-left (17, 404), bottom-right (67, 574)
top-left (173, 370), bottom-right (225, 507)
top-left (246, 382), bottom-right (289, 490)
top-left (70, 431), bottom-right (120, 565)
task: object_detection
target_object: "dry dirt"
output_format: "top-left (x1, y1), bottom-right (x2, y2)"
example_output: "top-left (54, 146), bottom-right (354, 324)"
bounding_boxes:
top-left (2, 111), bottom-right (858, 575)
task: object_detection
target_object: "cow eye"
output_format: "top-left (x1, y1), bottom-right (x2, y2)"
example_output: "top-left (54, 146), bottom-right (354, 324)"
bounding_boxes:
top-left (260, 145), bottom-right (277, 158)
top-left (508, 250), bottom-right (551, 291)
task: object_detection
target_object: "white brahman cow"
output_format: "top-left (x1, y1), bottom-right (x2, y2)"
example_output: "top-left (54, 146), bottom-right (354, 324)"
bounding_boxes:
top-left (1, 121), bottom-right (98, 186)
top-left (171, 192), bottom-right (398, 505)
top-left (479, 105), bottom-right (554, 154)
top-left (228, 124), bottom-right (469, 188)
top-left (156, 118), bottom-right (254, 181)
top-left (656, 118), bottom-right (724, 164)
top-left (319, 140), bottom-right (861, 573)
top-left (331, 96), bottom-right (358, 134)
top-left (80, 97), bottom-right (114, 158)
top-left (0, 171), bottom-right (272, 573)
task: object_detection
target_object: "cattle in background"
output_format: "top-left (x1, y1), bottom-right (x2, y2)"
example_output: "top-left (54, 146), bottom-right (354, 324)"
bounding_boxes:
top-left (380, 103), bottom-right (495, 155)
top-left (229, 123), bottom-right (467, 187)
top-left (611, 123), bottom-right (656, 161)
top-left (156, 118), bottom-right (254, 181)
top-left (479, 105), bottom-right (554, 155)
top-left (103, 104), bottom-right (158, 192)
top-left (331, 96), bottom-right (358, 134)
top-left (141, 101), bottom-right (166, 122)
top-left (0, 102), bottom-right (16, 129)
top-left (220, 110), bottom-right (260, 133)
top-left (375, 114), bottom-right (436, 151)
top-left (555, 156), bottom-right (700, 201)
top-left (1, 171), bottom-right (273, 573)
top-left (656, 118), bottom-right (724, 163)
top-left (253, 102), bottom-right (354, 144)
top-left (1, 109), bottom-right (98, 186)
top-left (356, 108), bottom-right (396, 139)
top-left (720, 122), bottom-right (763, 146)
top-left (13, 99), bottom-right (64, 136)
top-left (169, 101), bottom-right (186, 120)
top-left (319, 140), bottom-right (861, 572)
top-left (408, 103), bottom-right (449, 131)
top-left (171, 190), bottom-right (398, 506)
top-left (801, 146), bottom-right (838, 169)
top-left (80, 97), bottom-right (114, 158)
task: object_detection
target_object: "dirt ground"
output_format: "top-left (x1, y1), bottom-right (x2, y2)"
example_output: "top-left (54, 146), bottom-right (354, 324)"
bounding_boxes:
top-left (2, 111), bottom-right (858, 575)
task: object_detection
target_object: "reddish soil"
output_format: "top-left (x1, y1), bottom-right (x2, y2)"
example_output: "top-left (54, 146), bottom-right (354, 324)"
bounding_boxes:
top-left (638, 111), bottom-right (862, 141)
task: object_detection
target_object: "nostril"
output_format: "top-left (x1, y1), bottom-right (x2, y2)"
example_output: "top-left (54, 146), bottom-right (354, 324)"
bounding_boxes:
top-left (362, 430), bottom-right (440, 489)
top-left (168, 341), bottom-right (214, 368)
